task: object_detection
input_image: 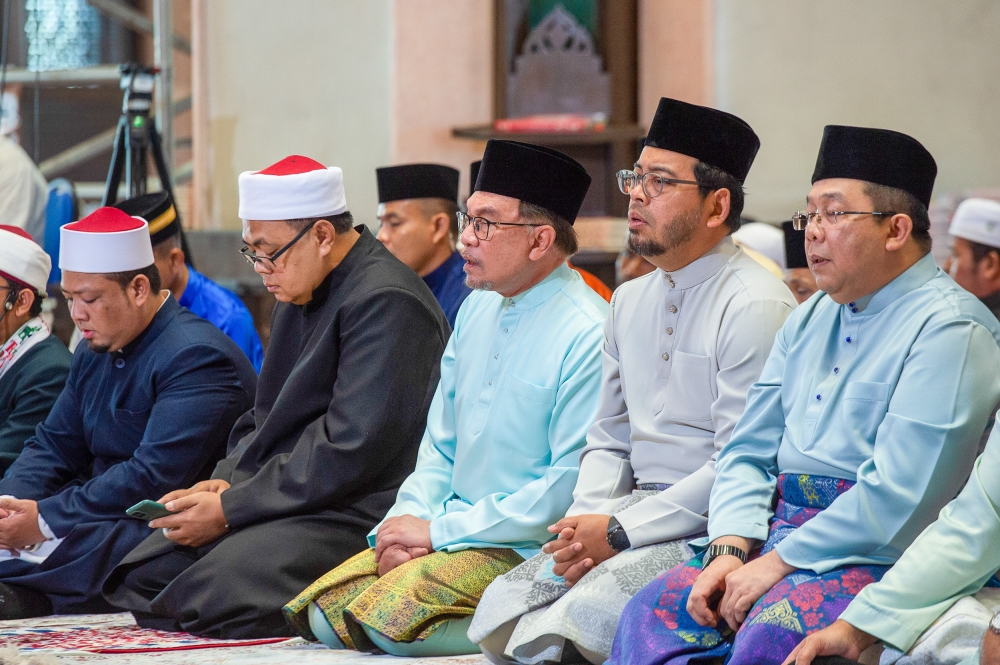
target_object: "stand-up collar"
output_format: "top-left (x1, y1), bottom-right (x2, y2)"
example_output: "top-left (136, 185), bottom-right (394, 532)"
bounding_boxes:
top-left (501, 262), bottom-right (574, 311)
top-left (114, 294), bottom-right (178, 360)
top-left (849, 252), bottom-right (939, 317)
top-left (304, 226), bottom-right (376, 314)
top-left (660, 236), bottom-right (739, 290)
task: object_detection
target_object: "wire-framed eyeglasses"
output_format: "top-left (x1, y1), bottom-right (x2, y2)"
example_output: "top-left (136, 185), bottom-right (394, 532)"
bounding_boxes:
top-left (457, 211), bottom-right (536, 241)
top-left (616, 169), bottom-right (700, 198)
top-left (239, 220), bottom-right (318, 272)
top-left (790, 210), bottom-right (897, 231)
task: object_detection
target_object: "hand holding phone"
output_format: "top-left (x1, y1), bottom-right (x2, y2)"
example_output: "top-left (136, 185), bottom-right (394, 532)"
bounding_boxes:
top-left (126, 500), bottom-right (179, 521)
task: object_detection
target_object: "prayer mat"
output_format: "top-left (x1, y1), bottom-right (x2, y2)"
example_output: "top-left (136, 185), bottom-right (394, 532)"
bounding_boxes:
top-left (608, 474), bottom-right (890, 665)
top-left (285, 548), bottom-right (523, 651)
top-left (0, 613), bottom-right (289, 654)
top-left (469, 488), bottom-right (699, 663)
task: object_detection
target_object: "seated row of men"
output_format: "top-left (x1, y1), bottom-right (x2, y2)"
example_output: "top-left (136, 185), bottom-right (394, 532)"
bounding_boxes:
top-left (1, 95), bottom-right (1000, 665)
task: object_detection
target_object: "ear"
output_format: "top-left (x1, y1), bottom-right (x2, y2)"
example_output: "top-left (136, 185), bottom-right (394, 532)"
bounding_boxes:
top-left (313, 219), bottom-right (338, 255)
top-left (527, 224), bottom-right (557, 261)
top-left (169, 247), bottom-right (186, 270)
top-left (430, 213), bottom-right (451, 245)
top-left (884, 213), bottom-right (914, 252)
top-left (12, 289), bottom-right (35, 318)
top-left (704, 188), bottom-right (732, 230)
top-left (979, 250), bottom-right (1000, 281)
top-left (129, 274), bottom-right (153, 307)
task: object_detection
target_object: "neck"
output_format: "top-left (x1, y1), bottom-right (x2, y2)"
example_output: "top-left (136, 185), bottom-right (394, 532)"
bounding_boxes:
top-left (112, 292), bottom-right (167, 353)
top-left (497, 255), bottom-right (564, 298)
top-left (829, 248), bottom-right (926, 305)
top-left (416, 243), bottom-right (455, 278)
top-left (647, 228), bottom-right (729, 273)
top-left (292, 227), bottom-right (361, 306)
top-left (170, 262), bottom-right (190, 301)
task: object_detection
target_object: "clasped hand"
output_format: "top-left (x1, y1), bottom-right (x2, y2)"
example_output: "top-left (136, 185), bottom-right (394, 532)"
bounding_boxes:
top-left (374, 515), bottom-right (433, 577)
top-left (542, 514), bottom-right (617, 586)
top-left (149, 479), bottom-right (231, 548)
top-left (0, 498), bottom-right (45, 553)
top-left (687, 547), bottom-right (796, 632)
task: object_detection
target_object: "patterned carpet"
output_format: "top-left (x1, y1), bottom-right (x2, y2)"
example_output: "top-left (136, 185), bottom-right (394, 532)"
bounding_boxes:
top-left (0, 614), bottom-right (489, 664)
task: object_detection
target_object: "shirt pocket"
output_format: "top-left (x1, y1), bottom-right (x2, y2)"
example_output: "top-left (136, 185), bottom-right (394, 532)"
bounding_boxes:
top-left (490, 373), bottom-right (558, 459)
top-left (664, 351), bottom-right (713, 422)
top-left (841, 381), bottom-right (891, 444)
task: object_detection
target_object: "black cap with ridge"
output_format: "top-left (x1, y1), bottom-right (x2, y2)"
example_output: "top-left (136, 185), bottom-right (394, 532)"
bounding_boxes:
top-left (473, 140), bottom-right (591, 224)
top-left (643, 97), bottom-right (760, 184)
top-left (469, 160), bottom-right (482, 199)
top-left (113, 191), bottom-right (194, 269)
top-left (782, 220), bottom-right (808, 270)
top-left (811, 125), bottom-right (937, 207)
top-left (376, 163), bottom-right (459, 204)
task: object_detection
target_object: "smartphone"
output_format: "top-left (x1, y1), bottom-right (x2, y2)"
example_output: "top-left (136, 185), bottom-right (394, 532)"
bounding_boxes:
top-left (126, 500), bottom-right (178, 521)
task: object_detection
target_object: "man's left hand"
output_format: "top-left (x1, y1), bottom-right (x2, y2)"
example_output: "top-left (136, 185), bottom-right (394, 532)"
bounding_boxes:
top-left (543, 514), bottom-right (617, 584)
top-left (719, 549), bottom-right (796, 631)
top-left (0, 498), bottom-right (46, 552)
top-left (782, 619), bottom-right (877, 665)
top-left (150, 491), bottom-right (229, 548)
top-left (374, 515), bottom-right (433, 563)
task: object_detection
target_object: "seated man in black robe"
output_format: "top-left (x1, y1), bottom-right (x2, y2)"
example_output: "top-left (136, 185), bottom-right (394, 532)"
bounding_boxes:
top-left (0, 208), bottom-right (257, 618)
top-left (104, 155), bottom-right (450, 639)
top-left (0, 225), bottom-right (71, 474)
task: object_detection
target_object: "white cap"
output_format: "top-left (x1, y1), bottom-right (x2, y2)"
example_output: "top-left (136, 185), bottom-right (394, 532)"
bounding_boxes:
top-left (733, 222), bottom-right (786, 270)
top-left (949, 198), bottom-right (1000, 249)
top-left (59, 207), bottom-right (155, 273)
top-left (238, 155), bottom-right (347, 221)
top-left (0, 225), bottom-right (50, 294)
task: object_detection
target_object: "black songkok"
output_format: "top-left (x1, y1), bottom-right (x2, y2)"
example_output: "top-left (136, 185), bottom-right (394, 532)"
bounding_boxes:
top-left (114, 191), bottom-right (180, 247)
top-left (376, 163), bottom-right (460, 204)
top-left (811, 125), bottom-right (937, 207)
top-left (643, 97), bottom-right (760, 184)
top-left (782, 220), bottom-right (808, 270)
top-left (473, 140), bottom-right (591, 224)
top-left (469, 160), bottom-right (482, 199)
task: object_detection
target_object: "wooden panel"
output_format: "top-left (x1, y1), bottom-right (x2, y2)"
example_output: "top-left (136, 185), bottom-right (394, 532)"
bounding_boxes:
top-left (600, 0), bottom-right (637, 125)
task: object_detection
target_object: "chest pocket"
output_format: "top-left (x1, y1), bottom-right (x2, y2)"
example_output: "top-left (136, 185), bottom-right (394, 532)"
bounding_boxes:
top-left (664, 351), bottom-right (713, 422)
top-left (841, 381), bottom-right (891, 444)
top-left (490, 373), bottom-right (557, 459)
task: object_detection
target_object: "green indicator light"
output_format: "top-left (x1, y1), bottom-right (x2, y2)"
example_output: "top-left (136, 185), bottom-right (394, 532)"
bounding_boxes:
top-left (133, 116), bottom-right (144, 128)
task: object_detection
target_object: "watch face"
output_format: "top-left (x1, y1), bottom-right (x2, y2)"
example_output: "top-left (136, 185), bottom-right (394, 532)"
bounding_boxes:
top-left (991, 612), bottom-right (1000, 633)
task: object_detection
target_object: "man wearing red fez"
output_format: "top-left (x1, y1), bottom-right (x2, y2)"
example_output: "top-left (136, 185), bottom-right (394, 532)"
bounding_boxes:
top-left (104, 155), bottom-right (450, 639)
top-left (283, 140), bottom-right (607, 657)
top-left (0, 208), bottom-right (256, 619)
top-left (0, 226), bottom-right (71, 474)
top-left (609, 126), bottom-right (1000, 665)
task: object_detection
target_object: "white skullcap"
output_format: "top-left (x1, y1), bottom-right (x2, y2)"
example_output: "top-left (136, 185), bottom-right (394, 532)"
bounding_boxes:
top-left (733, 222), bottom-right (786, 270)
top-left (238, 155), bottom-right (347, 221)
top-left (59, 207), bottom-right (155, 273)
top-left (949, 198), bottom-right (1000, 249)
top-left (0, 225), bottom-right (50, 294)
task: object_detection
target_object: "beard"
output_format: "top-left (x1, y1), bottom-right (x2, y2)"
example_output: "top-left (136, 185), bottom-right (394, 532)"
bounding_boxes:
top-left (87, 339), bottom-right (111, 354)
top-left (627, 206), bottom-right (702, 257)
top-left (464, 276), bottom-right (493, 291)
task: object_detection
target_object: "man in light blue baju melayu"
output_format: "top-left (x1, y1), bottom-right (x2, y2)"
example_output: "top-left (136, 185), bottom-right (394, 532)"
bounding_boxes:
top-left (283, 139), bottom-right (608, 658)
top-left (609, 125), bottom-right (1000, 665)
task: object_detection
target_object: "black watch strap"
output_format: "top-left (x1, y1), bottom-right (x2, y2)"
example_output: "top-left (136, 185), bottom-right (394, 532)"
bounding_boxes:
top-left (702, 544), bottom-right (748, 568)
top-left (606, 516), bottom-right (631, 553)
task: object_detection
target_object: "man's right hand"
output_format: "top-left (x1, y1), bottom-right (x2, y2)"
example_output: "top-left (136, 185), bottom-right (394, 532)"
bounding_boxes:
top-left (158, 479), bottom-right (231, 504)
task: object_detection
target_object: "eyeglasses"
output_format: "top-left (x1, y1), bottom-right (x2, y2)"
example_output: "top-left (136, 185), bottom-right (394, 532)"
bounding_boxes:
top-left (457, 211), bottom-right (536, 241)
top-left (616, 169), bottom-right (700, 198)
top-left (240, 220), bottom-right (318, 272)
top-left (790, 210), bottom-right (897, 231)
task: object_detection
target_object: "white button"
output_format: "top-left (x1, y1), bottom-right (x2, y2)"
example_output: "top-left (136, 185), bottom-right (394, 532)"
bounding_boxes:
top-left (503, 328), bottom-right (508, 333)
top-left (488, 381), bottom-right (492, 386)
top-left (665, 327), bottom-right (673, 335)
top-left (668, 305), bottom-right (677, 314)
top-left (662, 353), bottom-right (669, 361)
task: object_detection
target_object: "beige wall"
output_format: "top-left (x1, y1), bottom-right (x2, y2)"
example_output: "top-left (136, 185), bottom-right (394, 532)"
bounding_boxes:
top-left (389, 0), bottom-right (492, 200)
top-left (715, 0), bottom-right (1000, 222)
top-left (204, 0), bottom-right (391, 229)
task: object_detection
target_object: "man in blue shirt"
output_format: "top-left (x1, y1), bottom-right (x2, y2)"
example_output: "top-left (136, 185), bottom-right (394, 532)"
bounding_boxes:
top-left (608, 126), bottom-right (1000, 665)
top-left (115, 193), bottom-right (264, 371)
top-left (375, 164), bottom-right (471, 327)
top-left (285, 140), bottom-right (608, 657)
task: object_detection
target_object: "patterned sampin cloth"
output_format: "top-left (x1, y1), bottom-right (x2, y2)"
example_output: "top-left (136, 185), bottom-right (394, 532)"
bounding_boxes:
top-left (469, 487), bottom-right (698, 663)
top-left (284, 547), bottom-right (523, 651)
top-left (608, 474), bottom-right (890, 665)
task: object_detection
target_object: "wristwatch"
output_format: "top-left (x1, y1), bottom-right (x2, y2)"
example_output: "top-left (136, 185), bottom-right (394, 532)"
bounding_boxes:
top-left (990, 611), bottom-right (1000, 635)
top-left (702, 544), bottom-right (748, 569)
top-left (606, 516), bottom-right (631, 552)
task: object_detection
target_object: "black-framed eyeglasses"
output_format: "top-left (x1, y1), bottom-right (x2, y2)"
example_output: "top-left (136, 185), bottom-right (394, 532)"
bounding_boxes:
top-left (457, 211), bottom-right (536, 241)
top-left (790, 210), bottom-right (897, 231)
top-left (240, 220), bottom-right (318, 272)
top-left (616, 169), bottom-right (700, 198)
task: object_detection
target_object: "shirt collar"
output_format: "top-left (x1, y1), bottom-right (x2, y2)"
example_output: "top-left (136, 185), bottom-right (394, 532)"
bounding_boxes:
top-left (305, 226), bottom-right (376, 314)
top-left (114, 293), bottom-right (176, 360)
top-left (178, 267), bottom-right (203, 309)
top-left (849, 252), bottom-right (939, 317)
top-left (501, 262), bottom-right (573, 311)
top-left (660, 236), bottom-right (739, 290)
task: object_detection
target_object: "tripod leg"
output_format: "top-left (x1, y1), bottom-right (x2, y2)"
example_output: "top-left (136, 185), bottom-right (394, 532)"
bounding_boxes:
top-left (148, 124), bottom-right (195, 269)
top-left (103, 117), bottom-right (128, 206)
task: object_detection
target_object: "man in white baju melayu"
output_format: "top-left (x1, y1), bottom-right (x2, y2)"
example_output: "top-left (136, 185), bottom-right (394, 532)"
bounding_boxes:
top-left (470, 97), bottom-right (797, 665)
